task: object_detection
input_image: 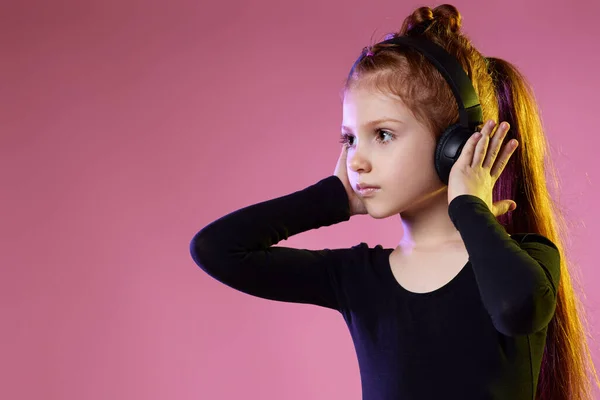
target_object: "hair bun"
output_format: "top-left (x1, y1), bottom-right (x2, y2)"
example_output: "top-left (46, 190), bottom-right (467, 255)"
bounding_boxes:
top-left (432, 4), bottom-right (461, 33)
top-left (404, 6), bottom-right (434, 31)
top-left (403, 4), bottom-right (462, 35)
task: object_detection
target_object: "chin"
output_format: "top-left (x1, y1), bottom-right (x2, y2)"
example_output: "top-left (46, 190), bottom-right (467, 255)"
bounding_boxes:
top-left (366, 205), bottom-right (398, 220)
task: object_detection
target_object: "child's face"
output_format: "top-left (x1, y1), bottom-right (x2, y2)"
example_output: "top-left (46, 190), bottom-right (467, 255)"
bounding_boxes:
top-left (341, 86), bottom-right (447, 218)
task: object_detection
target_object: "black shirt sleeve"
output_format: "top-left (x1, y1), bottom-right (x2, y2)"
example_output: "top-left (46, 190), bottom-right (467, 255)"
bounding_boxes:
top-left (448, 194), bottom-right (561, 336)
top-left (189, 176), bottom-right (352, 310)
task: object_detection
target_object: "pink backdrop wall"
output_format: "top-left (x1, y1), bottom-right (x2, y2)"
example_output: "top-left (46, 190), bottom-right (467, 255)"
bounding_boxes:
top-left (2, 0), bottom-right (599, 399)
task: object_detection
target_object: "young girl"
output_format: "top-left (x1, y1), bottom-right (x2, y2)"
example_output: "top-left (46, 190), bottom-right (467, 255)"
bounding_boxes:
top-left (190, 4), bottom-right (598, 399)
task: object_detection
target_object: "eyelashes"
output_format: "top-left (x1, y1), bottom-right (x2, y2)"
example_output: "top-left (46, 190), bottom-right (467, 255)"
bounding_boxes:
top-left (339, 129), bottom-right (396, 147)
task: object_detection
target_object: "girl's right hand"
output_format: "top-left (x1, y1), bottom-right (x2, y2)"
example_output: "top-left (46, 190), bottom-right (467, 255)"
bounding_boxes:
top-left (333, 145), bottom-right (368, 216)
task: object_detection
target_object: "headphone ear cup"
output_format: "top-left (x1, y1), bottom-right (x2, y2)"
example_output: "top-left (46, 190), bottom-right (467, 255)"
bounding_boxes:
top-left (435, 124), bottom-right (473, 185)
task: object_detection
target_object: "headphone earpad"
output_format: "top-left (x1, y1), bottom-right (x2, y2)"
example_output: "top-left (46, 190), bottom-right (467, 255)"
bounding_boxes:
top-left (434, 123), bottom-right (473, 185)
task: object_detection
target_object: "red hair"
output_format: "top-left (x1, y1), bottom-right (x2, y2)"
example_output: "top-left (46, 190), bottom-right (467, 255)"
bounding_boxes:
top-left (343, 4), bottom-right (599, 399)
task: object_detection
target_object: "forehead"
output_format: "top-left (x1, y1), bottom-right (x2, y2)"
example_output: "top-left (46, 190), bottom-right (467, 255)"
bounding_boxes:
top-left (342, 86), bottom-right (410, 120)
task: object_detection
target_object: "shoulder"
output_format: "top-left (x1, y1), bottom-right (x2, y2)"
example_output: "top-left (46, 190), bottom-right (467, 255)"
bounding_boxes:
top-left (342, 241), bottom-right (388, 262)
top-left (323, 242), bottom-right (389, 275)
top-left (510, 232), bottom-right (559, 252)
top-left (318, 242), bottom-right (380, 265)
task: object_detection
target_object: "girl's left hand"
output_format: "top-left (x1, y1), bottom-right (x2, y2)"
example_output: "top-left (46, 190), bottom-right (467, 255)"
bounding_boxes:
top-left (447, 120), bottom-right (519, 218)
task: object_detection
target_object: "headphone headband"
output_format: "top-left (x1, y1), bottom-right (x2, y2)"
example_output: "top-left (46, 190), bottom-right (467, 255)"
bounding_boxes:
top-left (376, 36), bottom-right (483, 130)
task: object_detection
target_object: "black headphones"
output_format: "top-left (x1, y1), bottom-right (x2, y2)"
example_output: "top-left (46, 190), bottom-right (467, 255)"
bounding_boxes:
top-left (364, 36), bottom-right (483, 185)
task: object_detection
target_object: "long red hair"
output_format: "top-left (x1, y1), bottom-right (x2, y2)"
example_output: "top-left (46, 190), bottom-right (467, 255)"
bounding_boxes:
top-left (343, 4), bottom-right (599, 399)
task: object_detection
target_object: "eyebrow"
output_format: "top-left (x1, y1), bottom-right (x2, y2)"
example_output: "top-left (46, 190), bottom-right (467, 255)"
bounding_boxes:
top-left (341, 118), bottom-right (403, 131)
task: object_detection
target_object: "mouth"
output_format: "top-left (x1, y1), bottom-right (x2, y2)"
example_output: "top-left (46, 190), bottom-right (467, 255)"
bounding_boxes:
top-left (357, 187), bottom-right (380, 197)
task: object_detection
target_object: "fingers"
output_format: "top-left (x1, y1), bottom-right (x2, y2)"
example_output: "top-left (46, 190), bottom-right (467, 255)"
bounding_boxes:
top-left (471, 120), bottom-right (495, 168)
top-left (482, 121), bottom-right (510, 169)
top-left (490, 136), bottom-right (518, 179)
top-left (459, 130), bottom-right (483, 168)
top-left (334, 145), bottom-right (348, 176)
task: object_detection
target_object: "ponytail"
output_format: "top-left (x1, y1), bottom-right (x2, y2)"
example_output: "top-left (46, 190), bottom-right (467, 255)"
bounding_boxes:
top-left (487, 56), bottom-right (600, 400)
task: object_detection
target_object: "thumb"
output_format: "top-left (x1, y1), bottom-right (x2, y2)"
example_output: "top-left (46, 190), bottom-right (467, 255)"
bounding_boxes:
top-left (493, 200), bottom-right (517, 217)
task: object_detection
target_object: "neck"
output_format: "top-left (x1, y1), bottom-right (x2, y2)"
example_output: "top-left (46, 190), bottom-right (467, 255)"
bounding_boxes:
top-left (398, 187), bottom-right (464, 254)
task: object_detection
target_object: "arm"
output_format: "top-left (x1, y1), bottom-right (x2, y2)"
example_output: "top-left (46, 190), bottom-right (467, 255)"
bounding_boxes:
top-left (190, 176), bottom-right (352, 310)
top-left (448, 194), bottom-right (561, 336)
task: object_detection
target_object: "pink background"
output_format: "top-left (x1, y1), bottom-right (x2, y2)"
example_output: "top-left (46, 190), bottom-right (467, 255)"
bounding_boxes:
top-left (2, 0), bottom-right (599, 399)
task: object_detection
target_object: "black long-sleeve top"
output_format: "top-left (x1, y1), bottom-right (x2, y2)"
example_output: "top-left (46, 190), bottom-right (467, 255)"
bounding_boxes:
top-left (190, 175), bottom-right (561, 400)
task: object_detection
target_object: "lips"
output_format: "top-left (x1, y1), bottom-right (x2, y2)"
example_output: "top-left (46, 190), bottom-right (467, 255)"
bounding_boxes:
top-left (355, 183), bottom-right (381, 197)
top-left (357, 187), bottom-right (380, 197)
top-left (356, 183), bottom-right (380, 191)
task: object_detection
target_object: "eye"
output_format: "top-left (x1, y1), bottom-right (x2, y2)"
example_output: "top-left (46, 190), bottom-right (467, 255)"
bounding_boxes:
top-left (339, 130), bottom-right (395, 147)
top-left (339, 133), bottom-right (354, 147)
top-left (377, 130), bottom-right (395, 143)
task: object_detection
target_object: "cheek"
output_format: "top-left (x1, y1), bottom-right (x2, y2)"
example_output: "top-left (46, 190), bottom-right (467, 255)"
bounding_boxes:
top-left (382, 145), bottom-right (439, 189)
top-left (392, 140), bottom-right (436, 170)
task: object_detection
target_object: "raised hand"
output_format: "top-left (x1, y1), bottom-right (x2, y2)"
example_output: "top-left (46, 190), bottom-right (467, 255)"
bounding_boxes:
top-left (447, 120), bottom-right (519, 217)
top-left (334, 145), bottom-right (368, 216)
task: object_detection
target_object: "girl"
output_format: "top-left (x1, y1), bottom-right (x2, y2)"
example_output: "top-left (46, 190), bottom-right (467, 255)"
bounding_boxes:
top-left (190, 4), bottom-right (599, 399)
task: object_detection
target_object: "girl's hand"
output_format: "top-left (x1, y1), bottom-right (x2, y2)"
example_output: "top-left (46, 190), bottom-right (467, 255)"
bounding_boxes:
top-left (334, 145), bottom-right (368, 216)
top-left (447, 120), bottom-right (519, 218)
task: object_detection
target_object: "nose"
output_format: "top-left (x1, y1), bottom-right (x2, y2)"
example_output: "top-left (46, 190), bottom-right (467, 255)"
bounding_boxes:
top-left (348, 147), bottom-right (372, 173)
